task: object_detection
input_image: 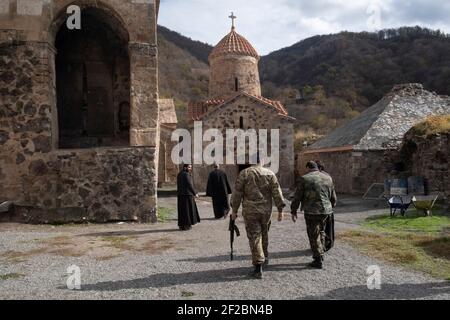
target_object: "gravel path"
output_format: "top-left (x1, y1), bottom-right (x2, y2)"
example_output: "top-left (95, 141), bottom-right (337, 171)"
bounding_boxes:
top-left (0, 196), bottom-right (448, 300)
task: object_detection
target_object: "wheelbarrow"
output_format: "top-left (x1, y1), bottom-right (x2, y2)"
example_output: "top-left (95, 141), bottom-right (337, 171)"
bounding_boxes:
top-left (386, 196), bottom-right (412, 217)
top-left (412, 195), bottom-right (439, 216)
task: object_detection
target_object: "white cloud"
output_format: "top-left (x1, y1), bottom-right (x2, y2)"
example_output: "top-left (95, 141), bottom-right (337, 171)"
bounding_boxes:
top-left (159, 0), bottom-right (450, 55)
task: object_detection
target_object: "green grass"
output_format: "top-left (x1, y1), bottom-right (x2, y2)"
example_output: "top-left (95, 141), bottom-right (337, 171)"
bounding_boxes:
top-left (101, 236), bottom-right (131, 250)
top-left (339, 231), bottom-right (450, 280)
top-left (339, 209), bottom-right (450, 280)
top-left (158, 207), bottom-right (175, 223)
top-left (181, 291), bottom-right (195, 298)
top-left (0, 273), bottom-right (25, 281)
top-left (365, 213), bottom-right (450, 233)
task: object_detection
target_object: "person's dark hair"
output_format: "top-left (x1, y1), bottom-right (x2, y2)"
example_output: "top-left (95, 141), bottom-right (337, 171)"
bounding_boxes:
top-left (315, 160), bottom-right (325, 171)
top-left (306, 161), bottom-right (319, 170)
top-left (182, 163), bottom-right (192, 170)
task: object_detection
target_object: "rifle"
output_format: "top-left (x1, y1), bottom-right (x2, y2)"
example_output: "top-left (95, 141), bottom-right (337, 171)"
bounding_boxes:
top-left (229, 216), bottom-right (241, 261)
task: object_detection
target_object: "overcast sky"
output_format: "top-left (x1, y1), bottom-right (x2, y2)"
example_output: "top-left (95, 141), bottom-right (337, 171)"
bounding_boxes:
top-left (158, 0), bottom-right (450, 55)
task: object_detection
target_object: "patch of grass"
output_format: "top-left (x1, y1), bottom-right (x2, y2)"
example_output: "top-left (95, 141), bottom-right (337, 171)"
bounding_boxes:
top-left (365, 213), bottom-right (450, 233)
top-left (0, 273), bottom-right (25, 281)
top-left (50, 248), bottom-right (86, 257)
top-left (95, 255), bottom-right (121, 261)
top-left (339, 230), bottom-right (450, 280)
top-left (138, 238), bottom-right (175, 254)
top-left (341, 210), bottom-right (450, 279)
top-left (409, 115), bottom-right (450, 137)
top-left (41, 236), bottom-right (73, 246)
top-left (158, 207), bottom-right (174, 223)
top-left (101, 236), bottom-right (133, 250)
top-left (417, 237), bottom-right (450, 260)
top-left (0, 248), bottom-right (48, 263)
top-left (181, 291), bottom-right (195, 298)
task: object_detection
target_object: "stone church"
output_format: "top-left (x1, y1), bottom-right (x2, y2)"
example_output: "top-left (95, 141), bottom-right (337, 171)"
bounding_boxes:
top-left (0, 0), bottom-right (161, 223)
top-left (188, 16), bottom-right (295, 191)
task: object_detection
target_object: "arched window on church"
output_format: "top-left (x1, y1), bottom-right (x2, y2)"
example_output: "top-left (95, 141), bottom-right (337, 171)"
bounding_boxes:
top-left (235, 77), bottom-right (239, 92)
top-left (239, 116), bottom-right (244, 129)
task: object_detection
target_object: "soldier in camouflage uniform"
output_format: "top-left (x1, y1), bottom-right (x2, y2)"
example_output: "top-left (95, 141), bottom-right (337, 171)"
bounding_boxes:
top-left (231, 163), bottom-right (286, 279)
top-left (291, 161), bottom-right (337, 269)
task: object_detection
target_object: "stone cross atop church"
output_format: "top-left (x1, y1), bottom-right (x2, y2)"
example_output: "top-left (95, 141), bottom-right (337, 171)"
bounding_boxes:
top-left (229, 12), bottom-right (237, 30)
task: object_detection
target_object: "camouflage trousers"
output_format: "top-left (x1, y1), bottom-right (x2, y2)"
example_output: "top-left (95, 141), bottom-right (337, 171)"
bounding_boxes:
top-left (304, 214), bottom-right (329, 259)
top-left (243, 212), bottom-right (271, 266)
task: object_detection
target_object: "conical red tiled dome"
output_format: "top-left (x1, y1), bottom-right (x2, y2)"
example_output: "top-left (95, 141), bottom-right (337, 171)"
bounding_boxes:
top-left (209, 29), bottom-right (259, 61)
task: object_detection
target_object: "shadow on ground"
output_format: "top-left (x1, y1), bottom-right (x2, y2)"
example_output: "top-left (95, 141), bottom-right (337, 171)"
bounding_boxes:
top-left (80, 229), bottom-right (181, 237)
top-left (301, 281), bottom-right (450, 300)
top-left (178, 250), bottom-right (311, 263)
top-left (66, 263), bottom-right (310, 292)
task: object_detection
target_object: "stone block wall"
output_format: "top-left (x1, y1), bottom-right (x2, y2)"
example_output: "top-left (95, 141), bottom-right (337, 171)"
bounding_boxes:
top-left (209, 55), bottom-right (261, 99)
top-left (0, 38), bottom-right (55, 203)
top-left (0, 0), bottom-right (160, 223)
top-left (402, 133), bottom-right (450, 200)
top-left (298, 150), bottom-right (390, 195)
top-left (192, 95), bottom-right (295, 192)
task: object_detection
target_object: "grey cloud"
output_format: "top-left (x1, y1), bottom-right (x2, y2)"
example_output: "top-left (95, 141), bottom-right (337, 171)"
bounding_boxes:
top-left (158, 0), bottom-right (450, 55)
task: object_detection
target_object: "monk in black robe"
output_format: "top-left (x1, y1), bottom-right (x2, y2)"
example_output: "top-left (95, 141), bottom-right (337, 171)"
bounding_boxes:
top-left (206, 164), bottom-right (232, 219)
top-left (177, 164), bottom-right (201, 231)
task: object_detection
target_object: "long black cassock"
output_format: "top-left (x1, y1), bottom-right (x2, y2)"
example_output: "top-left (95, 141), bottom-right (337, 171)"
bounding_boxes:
top-left (206, 169), bottom-right (232, 219)
top-left (177, 171), bottom-right (201, 229)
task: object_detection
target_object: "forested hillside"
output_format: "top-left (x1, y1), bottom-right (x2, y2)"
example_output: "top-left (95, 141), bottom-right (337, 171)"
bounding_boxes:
top-left (158, 26), bottom-right (450, 148)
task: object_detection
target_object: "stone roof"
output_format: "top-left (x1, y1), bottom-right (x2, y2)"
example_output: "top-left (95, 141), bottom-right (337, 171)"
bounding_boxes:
top-left (308, 84), bottom-right (450, 152)
top-left (209, 29), bottom-right (259, 61)
top-left (187, 92), bottom-right (289, 121)
top-left (158, 99), bottom-right (178, 125)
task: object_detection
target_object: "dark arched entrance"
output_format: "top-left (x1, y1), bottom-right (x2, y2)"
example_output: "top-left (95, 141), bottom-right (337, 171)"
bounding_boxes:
top-left (55, 7), bottom-right (130, 148)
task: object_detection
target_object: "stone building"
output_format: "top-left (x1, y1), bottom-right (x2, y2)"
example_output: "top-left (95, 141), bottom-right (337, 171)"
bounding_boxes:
top-left (398, 119), bottom-right (450, 201)
top-left (0, 0), bottom-right (161, 223)
top-left (187, 18), bottom-right (295, 191)
top-left (158, 99), bottom-right (178, 186)
top-left (299, 84), bottom-right (450, 195)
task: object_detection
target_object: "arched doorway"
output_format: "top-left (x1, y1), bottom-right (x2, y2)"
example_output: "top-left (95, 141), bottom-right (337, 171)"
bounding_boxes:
top-left (55, 7), bottom-right (130, 149)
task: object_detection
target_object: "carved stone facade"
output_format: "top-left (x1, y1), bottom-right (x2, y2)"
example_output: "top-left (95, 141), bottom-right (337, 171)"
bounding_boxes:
top-left (0, 0), bottom-right (161, 223)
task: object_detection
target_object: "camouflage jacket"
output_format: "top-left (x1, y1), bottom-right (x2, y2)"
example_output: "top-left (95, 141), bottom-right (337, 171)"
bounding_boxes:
top-left (232, 165), bottom-right (286, 216)
top-left (291, 170), bottom-right (337, 215)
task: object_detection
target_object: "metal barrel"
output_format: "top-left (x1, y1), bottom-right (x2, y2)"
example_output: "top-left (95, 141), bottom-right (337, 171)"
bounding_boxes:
top-left (390, 179), bottom-right (408, 196)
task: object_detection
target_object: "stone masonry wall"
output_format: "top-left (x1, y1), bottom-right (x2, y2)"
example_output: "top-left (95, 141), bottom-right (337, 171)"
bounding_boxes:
top-left (5, 147), bottom-right (157, 224)
top-left (298, 150), bottom-right (389, 195)
top-left (193, 95), bottom-right (295, 192)
top-left (403, 133), bottom-right (450, 201)
top-left (209, 55), bottom-right (261, 99)
top-left (0, 39), bottom-right (55, 203)
top-left (0, 1), bottom-right (160, 223)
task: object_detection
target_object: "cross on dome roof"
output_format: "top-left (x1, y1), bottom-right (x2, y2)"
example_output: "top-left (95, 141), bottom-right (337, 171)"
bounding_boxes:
top-left (229, 12), bottom-right (237, 30)
top-left (209, 13), bottom-right (259, 60)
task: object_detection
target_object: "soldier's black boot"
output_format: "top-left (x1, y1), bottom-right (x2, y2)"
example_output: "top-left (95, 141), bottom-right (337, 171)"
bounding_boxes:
top-left (251, 264), bottom-right (263, 279)
top-left (263, 259), bottom-right (269, 268)
top-left (309, 257), bottom-right (323, 269)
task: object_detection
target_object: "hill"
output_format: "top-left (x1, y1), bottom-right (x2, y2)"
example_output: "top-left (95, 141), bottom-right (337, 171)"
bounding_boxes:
top-left (158, 26), bottom-right (450, 147)
top-left (157, 26), bottom-right (212, 127)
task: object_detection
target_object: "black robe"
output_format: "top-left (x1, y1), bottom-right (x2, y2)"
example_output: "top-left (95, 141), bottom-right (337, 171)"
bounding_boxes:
top-left (177, 170), bottom-right (201, 228)
top-left (206, 169), bottom-right (232, 219)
